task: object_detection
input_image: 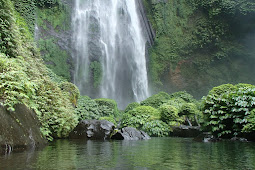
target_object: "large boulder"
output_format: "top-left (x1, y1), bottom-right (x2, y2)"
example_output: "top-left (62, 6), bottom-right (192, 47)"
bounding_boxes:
top-left (69, 120), bottom-right (115, 140)
top-left (111, 127), bottom-right (150, 140)
top-left (0, 104), bottom-right (47, 154)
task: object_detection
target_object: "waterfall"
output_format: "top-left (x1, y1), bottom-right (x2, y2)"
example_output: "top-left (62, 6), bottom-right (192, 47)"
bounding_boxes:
top-left (72, 0), bottom-right (149, 108)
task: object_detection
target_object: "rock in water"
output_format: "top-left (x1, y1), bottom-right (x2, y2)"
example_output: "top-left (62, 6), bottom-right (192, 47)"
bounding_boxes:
top-left (111, 127), bottom-right (150, 140)
top-left (0, 104), bottom-right (47, 154)
top-left (69, 120), bottom-right (115, 140)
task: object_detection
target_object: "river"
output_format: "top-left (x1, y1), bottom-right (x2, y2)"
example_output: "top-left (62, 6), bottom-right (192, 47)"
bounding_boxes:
top-left (1, 138), bottom-right (255, 169)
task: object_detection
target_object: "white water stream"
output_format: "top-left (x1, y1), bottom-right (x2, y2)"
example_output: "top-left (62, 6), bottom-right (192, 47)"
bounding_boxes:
top-left (72, 0), bottom-right (149, 108)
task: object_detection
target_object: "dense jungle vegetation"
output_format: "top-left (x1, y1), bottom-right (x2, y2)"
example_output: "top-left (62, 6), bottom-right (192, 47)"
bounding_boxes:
top-left (0, 0), bottom-right (255, 141)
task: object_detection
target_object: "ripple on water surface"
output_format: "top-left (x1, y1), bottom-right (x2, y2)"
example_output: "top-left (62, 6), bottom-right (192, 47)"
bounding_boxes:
top-left (1, 138), bottom-right (255, 170)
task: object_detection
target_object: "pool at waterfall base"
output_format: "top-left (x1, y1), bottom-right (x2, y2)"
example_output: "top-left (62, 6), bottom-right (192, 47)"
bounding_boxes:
top-left (1, 137), bottom-right (255, 169)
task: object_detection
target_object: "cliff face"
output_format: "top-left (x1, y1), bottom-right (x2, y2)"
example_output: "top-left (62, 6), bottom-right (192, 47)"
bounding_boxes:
top-left (136, 0), bottom-right (155, 47)
top-left (143, 0), bottom-right (255, 98)
top-left (0, 105), bottom-right (47, 154)
top-left (35, 0), bottom-right (74, 81)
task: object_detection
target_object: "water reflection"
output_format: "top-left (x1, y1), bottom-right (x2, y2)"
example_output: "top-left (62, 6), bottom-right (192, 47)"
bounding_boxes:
top-left (0, 138), bottom-right (255, 170)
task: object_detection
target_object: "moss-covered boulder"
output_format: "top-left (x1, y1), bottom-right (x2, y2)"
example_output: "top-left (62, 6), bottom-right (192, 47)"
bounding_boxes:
top-left (0, 104), bottom-right (47, 154)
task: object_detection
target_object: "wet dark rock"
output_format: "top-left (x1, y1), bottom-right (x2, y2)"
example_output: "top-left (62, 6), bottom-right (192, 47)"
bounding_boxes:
top-left (230, 137), bottom-right (248, 142)
top-left (0, 104), bottom-right (47, 154)
top-left (136, 0), bottom-right (155, 47)
top-left (69, 120), bottom-right (115, 140)
top-left (193, 132), bottom-right (220, 142)
top-left (111, 127), bottom-right (150, 140)
top-left (171, 125), bottom-right (201, 138)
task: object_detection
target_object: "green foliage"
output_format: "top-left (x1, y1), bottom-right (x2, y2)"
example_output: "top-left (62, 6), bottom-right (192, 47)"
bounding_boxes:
top-left (75, 96), bottom-right (100, 121)
top-left (242, 109), bottom-right (255, 133)
top-left (0, 55), bottom-right (35, 111)
top-left (59, 81), bottom-right (80, 107)
top-left (124, 102), bottom-right (140, 113)
top-left (159, 104), bottom-right (180, 124)
top-left (121, 106), bottom-right (160, 129)
top-left (12, 0), bottom-right (36, 33)
top-left (75, 96), bottom-right (120, 122)
top-left (36, 0), bottom-right (60, 8)
top-left (0, 0), bottom-right (78, 141)
top-left (0, 0), bottom-right (20, 57)
top-left (128, 106), bottom-right (160, 120)
top-left (90, 61), bottom-right (102, 88)
top-left (180, 103), bottom-right (198, 116)
top-left (193, 0), bottom-right (255, 18)
top-left (170, 91), bottom-right (196, 103)
top-left (140, 91), bottom-right (171, 108)
top-left (202, 83), bottom-right (255, 137)
top-left (145, 0), bottom-right (255, 95)
top-left (142, 120), bottom-right (171, 137)
top-left (166, 97), bottom-right (186, 111)
top-left (38, 38), bottom-right (71, 81)
top-left (121, 113), bottom-right (150, 129)
top-left (95, 98), bottom-right (119, 117)
top-left (99, 116), bottom-right (117, 127)
top-left (36, 2), bottom-right (70, 31)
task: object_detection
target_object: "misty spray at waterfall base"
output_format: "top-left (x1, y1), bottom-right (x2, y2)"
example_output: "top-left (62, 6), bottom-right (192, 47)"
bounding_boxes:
top-left (72, 0), bottom-right (149, 108)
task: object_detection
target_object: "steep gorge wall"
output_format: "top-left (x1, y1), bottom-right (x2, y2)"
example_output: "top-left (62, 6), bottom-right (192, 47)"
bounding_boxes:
top-left (143, 0), bottom-right (255, 98)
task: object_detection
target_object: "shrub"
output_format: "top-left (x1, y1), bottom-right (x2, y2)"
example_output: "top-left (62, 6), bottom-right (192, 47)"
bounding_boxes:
top-left (202, 83), bottom-right (255, 137)
top-left (180, 103), bottom-right (198, 116)
top-left (166, 97), bottom-right (186, 111)
top-left (242, 109), bottom-right (255, 133)
top-left (75, 96), bottom-right (100, 121)
top-left (124, 102), bottom-right (140, 113)
top-left (159, 104), bottom-right (180, 123)
top-left (142, 120), bottom-right (171, 137)
top-left (140, 91), bottom-right (171, 108)
top-left (95, 98), bottom-right (119, 117)
top-left (169, 91), bottom-right (196, 103)
top-left (59, 81), bottom-right (80, 107)
top-left (0, 0), bottom-right (78, 141)
top-left (121, 106), bottom-right (160, 129)
top-left (99, 116), bottom-right (117, 127)
top-left (127, 106), bottom-right (160, 120)
top-left (121, 113), bottom-right (150, 129)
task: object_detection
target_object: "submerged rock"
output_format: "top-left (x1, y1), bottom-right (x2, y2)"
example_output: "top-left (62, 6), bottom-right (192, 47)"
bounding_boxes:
top-left (171, 125), bottom-right (201, 138)
top-left (193, 132), bottom-right (220, 142)
top-left (69, 120), bottom-right (115, 140)
top-left (0, 104), bottom-right (47, 154)
top-left (111, 127), bottom-right (150, 140)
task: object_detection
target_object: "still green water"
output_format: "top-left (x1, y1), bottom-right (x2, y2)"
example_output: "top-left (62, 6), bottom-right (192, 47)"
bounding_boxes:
top-left (0, 137), bottom-right (255, 170)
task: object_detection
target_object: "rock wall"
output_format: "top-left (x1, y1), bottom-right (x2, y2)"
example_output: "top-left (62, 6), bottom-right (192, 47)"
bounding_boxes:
top-left (0, 104), bottom-right (47, 154)
top-left (136, 0), bottom-right (155, 47)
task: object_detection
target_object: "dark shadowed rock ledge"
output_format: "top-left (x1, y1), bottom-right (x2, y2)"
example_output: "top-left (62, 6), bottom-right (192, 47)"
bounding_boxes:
top-left (69, 120), bottom-right (115, 140)
top-left (111, 127), bottom-right (151, 140)
top-left (0, 104), bottom-right (47, 154)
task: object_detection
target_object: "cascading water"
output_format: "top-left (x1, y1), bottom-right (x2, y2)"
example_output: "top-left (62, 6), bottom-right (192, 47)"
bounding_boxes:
top-left (72, 0), bottom-right (149, 108)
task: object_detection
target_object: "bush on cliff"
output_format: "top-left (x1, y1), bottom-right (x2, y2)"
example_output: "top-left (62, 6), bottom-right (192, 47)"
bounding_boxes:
top-left (0, 0), bottom-right (78, 141)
